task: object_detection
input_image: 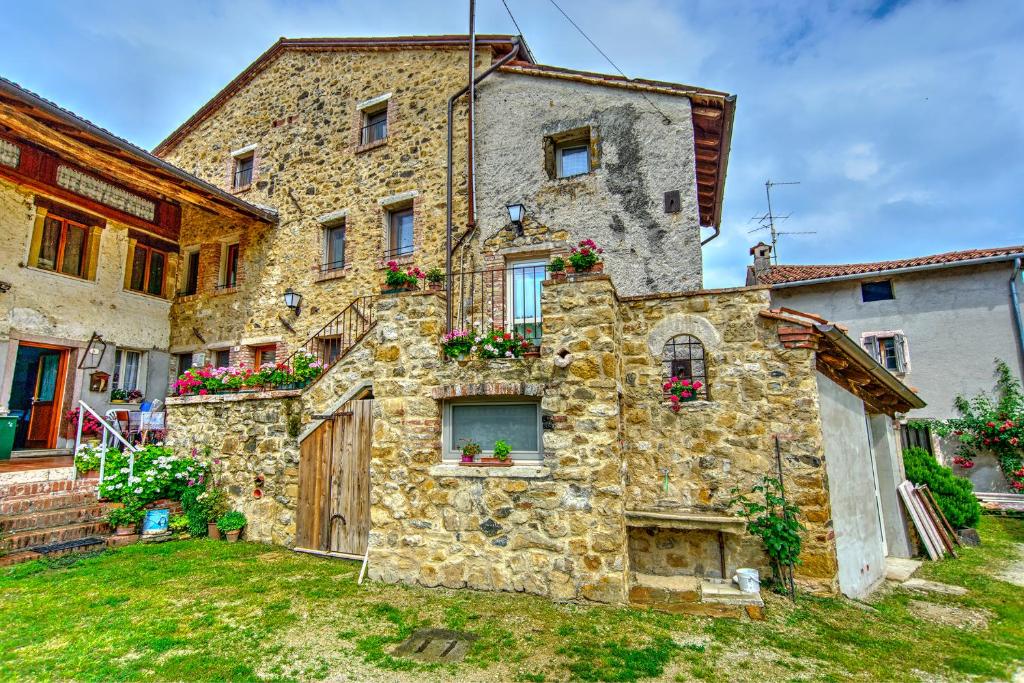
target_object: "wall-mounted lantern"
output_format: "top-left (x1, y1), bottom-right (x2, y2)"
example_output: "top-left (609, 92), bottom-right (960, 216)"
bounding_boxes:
top-left (506, 202), bottom-right (526, 236)
top-left (283, 288), bottom-right (303, 316)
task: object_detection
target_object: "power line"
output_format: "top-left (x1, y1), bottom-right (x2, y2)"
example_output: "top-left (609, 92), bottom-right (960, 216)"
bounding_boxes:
top-left (501, 0), bottom-right (525, 38)
top-left (545, 0), bottom-right (673, 124)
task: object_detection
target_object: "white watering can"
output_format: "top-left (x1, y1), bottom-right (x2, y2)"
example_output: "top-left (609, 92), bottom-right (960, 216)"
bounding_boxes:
top-left (733, 568), bottom-right (760, 594)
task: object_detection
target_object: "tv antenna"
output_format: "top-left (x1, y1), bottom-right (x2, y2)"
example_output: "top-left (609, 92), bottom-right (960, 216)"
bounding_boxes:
top-left (748, 179), bottom-right (813, 264)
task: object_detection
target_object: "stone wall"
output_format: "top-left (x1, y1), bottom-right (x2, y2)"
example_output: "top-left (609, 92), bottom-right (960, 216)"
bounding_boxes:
top-left (618, 288), bottom-right (838, 593)
top-left (165, 390), bottom-right (303, 546)
top-left (474, 72), bottom-right (704, 295)
top-left (368, 280), bottom-right (628, 602)
top-left (161, 45), bottom-right (483, 367)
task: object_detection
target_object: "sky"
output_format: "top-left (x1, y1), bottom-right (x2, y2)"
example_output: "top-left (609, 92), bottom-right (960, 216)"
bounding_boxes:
top-left (1, 0), bottom-right (1021, 288)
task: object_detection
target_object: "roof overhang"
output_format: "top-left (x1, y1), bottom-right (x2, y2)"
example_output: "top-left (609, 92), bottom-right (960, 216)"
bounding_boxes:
top-left (498, 61), bottom-right (734, 230)
top-left (153, 35), bottom-right (530, 157)
top-left (761, 308), bottom-right (926, 416)
top-left (769, 253), bottom-right (1024, 289)
top-left (0, 77), bottom-right (276, 225)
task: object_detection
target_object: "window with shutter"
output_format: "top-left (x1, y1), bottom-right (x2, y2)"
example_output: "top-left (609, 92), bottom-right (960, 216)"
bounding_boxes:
top-left (862, 335), bottom-right (880, 362)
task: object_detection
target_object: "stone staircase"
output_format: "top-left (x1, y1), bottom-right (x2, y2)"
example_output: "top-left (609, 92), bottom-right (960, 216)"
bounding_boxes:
top-left (0, 478), bottom-right (111, 567)
top-left (628, 573), bottom-right (766, 620)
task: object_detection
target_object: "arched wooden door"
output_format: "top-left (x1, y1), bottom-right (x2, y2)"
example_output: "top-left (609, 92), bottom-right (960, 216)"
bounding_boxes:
top-left (295, 398), bottom-right (372, 557)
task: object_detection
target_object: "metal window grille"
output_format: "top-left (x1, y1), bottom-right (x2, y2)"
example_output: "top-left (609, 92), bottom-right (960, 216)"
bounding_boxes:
top-left (447, 265), bottom-right (546, 347)
top-left (662, 335), bottom-right (709, 399)
top-left (361, 115), bottom-right (388, 145)
top-left (233, 157), bottom-right (253, 188)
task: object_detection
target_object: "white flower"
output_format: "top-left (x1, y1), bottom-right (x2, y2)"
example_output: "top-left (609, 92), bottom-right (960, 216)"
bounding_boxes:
top-left (146, 476), bottom-right (154, 482)
top-left (134, 487), bottom-right (142, 494)
top-left (120, 467), bottom-right (129, 474)
top-left (115, 483), bottom-right (123, 489)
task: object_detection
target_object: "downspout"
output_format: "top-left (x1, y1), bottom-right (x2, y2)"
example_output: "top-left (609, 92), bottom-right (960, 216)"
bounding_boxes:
top-left (467, 0), bottom-right (477, 228)
top-left (1011, 257), bottom-right (1024, 370)
top-left (445, 38), bottom-right (522, 330)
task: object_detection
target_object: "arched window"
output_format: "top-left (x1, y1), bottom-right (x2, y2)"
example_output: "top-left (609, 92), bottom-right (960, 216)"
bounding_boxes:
top-left (662, 334), bottom-right (709, 400)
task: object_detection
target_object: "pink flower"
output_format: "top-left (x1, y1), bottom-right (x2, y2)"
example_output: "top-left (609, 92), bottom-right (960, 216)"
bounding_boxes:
top-left (693, 381), bottom-right (703, 390)
top-left (669, 394), bottom-right (680, 403)
top-left (199, 389), bottom-right (208, 396)
top-left (671, 404), bottom-right (681, 413)
top-left (663, 382), bottom-right (672, 391)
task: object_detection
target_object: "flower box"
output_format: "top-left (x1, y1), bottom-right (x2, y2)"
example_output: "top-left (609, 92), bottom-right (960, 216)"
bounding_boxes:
top-left (566, 261), bottom-right (604, 275)
top-left (463, 458), bottom-right (513, 467)
top-left (381, 281), bottom-right (419, 295)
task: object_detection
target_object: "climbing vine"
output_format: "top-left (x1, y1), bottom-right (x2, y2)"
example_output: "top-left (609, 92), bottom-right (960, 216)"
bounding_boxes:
top-left (933, 359), bottom-right (1024, 493)
top-left (730, 476), bottom-right (804, 593)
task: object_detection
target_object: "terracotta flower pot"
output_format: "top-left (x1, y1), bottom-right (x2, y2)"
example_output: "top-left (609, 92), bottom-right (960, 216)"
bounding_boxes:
top-left (225, 529), bottom-right (241, 542)
top-left (479, 457), bottom-right (513, 467)
top-left (208, 522), bottom-right (222, 540)
top-left (550, 271), bottom-right (567, 282)
top-left (115, 525), bottom-right (136, 536)
top-left (80, 469), bottom-right (100, 480)
top-left (428, 281), bottom-right (443, 291)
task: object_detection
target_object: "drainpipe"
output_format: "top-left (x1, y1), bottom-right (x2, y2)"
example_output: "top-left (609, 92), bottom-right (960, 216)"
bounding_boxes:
top-left (1011, 257), bottom-right (1024, 370)
top-left (445, 37), bottom-right (522, 330)
top-left (467, 0), bottom-right (477, 229)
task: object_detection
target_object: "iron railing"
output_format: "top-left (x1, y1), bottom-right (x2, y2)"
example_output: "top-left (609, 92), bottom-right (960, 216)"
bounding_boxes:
top-left (382, 244), bottom-right (415, 260)
top-left (233, 164), bottom-right (253, 188)
top-left (448, 265), bottom-right (547, 346)
top-left (361, 119), bottom-right (387, 145)
top-left (74, 400), bottom-right (139, 497)
top-left (280, 295), bottom-right (378, 383)
top-left (319, 259), bottom-right (347, 273)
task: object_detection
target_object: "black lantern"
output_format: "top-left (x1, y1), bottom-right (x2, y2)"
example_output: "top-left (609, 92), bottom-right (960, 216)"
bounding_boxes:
top-left (506, 202), bottom-right (526, 235)
top-left (283, 288), bottom-right (302, 315)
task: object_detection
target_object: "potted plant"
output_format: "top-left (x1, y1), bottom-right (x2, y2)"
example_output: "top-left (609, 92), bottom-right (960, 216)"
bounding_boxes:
top-left (66, 407), bottom-right (102, 444)
top-left (168, 514), bottom-right (190, 539)
top-left (73, 443), bottom-right (110, 479)
top-left (441, 329), bottom-right (473, 360)
top-left (459, 439), bottom-right (482, 465)
top-left (481, 439), bottom-right (513, 466)
top-left (382, 261), bottom-right (425, 294)
top-left (425, 267), bottom-right (445, 291)
top-left (471, 328), bottom-right (529, 360)
top-left (108, 503), bottom-right (143, 536)
top-left (663, 376), bottom-right (703, 413)
top-left (196, 486), bottom-right (229, 539)
top-left (549, 256), bottom-right (567, 282)
top-left (217, 510), bottom-right (247, 542)
top-left (567, 238), bottom-right (604, 275)
top-left (110, 388), bottom-right (129, 404)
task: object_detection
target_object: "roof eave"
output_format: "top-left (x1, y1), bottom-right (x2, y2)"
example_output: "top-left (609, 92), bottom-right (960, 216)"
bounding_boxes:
top-left (769, 253), bottom-right (1024, 289)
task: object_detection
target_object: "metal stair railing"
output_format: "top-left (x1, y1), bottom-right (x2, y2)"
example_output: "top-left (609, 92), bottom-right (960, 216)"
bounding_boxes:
top-left (74, 400), bottom-right (140, 498)
top-left (280, 295), bottom-right (378, 388)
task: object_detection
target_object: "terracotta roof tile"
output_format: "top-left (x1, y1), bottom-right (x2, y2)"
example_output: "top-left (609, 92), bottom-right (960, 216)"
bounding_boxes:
top-left (759, 245), bottom-right (1024, 285)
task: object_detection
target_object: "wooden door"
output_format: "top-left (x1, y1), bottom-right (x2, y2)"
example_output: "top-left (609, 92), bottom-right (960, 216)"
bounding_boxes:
top-left (25, 349), bottom-right (67, 449)
top-left (296, 399), bottom-right (373, 557)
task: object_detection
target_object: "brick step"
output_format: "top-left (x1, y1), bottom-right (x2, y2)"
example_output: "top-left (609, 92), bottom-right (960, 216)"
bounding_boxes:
top-left (1, 521), bottom-right (111, 552)
top-left (0, 491), bottom-right (101, 516)
top-left (0, 478), bottom-right (98, 501)
top-left (0, 550), bottom-right (42, 567)
top-left (0, 504), bottom-right (110, 533)
top-left (628, 574), bottom-right (765, 620)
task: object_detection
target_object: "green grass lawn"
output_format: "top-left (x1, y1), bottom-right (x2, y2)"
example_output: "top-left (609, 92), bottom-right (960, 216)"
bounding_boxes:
top-left (1, 517), bottom-right (1022, 682)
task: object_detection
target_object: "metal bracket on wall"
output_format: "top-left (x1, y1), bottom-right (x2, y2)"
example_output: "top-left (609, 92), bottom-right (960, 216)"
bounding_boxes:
top-left (78, 332), bottom-right (108, 369)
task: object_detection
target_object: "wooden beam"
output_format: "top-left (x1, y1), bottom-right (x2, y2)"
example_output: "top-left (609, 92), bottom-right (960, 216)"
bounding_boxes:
top-left (692, 106), bottom-right (723, 119)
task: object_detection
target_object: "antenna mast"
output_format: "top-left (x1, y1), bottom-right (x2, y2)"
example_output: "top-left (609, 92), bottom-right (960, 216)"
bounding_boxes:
top-left (748, 179), bottom-right (811, 264)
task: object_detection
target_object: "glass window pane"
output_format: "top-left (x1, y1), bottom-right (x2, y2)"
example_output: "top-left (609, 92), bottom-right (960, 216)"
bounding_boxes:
top-left (364, 111), bottom-right (387, 143)
top-left (389, 209), bottom-right (414, 256)
top-left (130, 247), bottom-right (147, 291)
top-left (510, 261), bottom-right (545, 324)
top-left (177, 353), bottom-right (193, 375)
top-left (327, 226), bottom-right (345, 268)
top-left (184, 251), bottom-right (199, 295)
top-left (38, 217), bottom-right (61, 271)
top-left (37, 354), bottom-right (59, 401)
top-left (559, 146), bottom-right (589, 177)
top-left (123, 351), bottom-right (140, 391)
top-left (147, 251), bottom-right (165, 296)
top-left (450, 403), bottom-right (539, 453)
top-left (234, 156), bottom-right (253, 187)
top-left (60, 224), bottom-right (87, 277)
top-left (112, 349), bottom-right (122, 387)
top-left (225, 244), bottom-right (239, 286)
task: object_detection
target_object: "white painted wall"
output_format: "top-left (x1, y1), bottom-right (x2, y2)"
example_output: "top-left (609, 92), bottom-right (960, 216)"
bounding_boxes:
top-left (816, 372), bottom-right (887, 598)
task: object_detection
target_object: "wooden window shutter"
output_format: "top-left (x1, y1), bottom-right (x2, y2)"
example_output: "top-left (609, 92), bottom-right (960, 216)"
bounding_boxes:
top-left (123, 238), bottom-right (137, 289)
top-left (164, 252), bottom-right (179, 298)
top-left (26, 206), bottom-right (49, 268)
top-left (862, 335), bottom-right (880, 363)
top-left (893, 334), bottom-right (908, 373)
top-left (85, 225), bottom-right (103, 281)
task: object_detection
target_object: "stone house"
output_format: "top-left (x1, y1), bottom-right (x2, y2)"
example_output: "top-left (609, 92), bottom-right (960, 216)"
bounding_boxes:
top-left (0, 77), bottom-right (273, 454)
top-left (747, 241), bottom-right (1024, 491)
top-left (153, 34), bottom-right (925, 608)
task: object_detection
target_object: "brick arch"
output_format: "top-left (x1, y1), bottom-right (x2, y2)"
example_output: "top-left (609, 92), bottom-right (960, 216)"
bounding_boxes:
top-left (646, 314), bottom-right (722, 359)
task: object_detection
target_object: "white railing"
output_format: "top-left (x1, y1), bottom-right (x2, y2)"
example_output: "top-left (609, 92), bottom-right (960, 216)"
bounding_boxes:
top-left (75, 400), bottom-right (140, 496)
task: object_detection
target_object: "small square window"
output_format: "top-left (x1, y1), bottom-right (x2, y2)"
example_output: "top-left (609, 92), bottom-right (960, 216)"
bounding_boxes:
top-left (557, 144), bottom-right (590, 178)
top-left (253, 345), bottom-right (277, 368)
top-left (387, 207), bottom-right (414, 258)
top-left (35, 213), bottom-right (90, 279)
top-left (113, 349), bottom-right (143, 392)
top-left (127, 244), bottom-right (168, 298)
top-left (445, 401), bottom-right (542, 462)
top-left (176, 353), bottom-right (194, 376)
top-left (362, 108), bottom-right (388, 145)
top-left (861, 280), bottom-right (894, 302)
top-left (213, 349), bottom-right (231, 368)
top-left (233, 154), bottom-right (254, 189)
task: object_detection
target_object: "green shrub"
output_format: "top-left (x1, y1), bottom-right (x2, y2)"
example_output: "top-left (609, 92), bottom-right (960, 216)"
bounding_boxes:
top-left (217, 510), bottom-right (247, 533)
top-left (903, 446), bottom-right (981, 529)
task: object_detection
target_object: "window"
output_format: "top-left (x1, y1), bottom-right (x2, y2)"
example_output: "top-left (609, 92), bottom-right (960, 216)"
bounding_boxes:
top-left (182, 249), bottom-right (200, 295)
top-left (387, 207), bottom-right (414, 258)
top-left (506, 259), bottom-right (546, 345)
top-left (861, 280), bottom-right (894, 302)
top-left (233, 153), bottom-right (254, 189)
top-left (662, 335), bottom-right (709, 400)
top-left (253, 345), bottom-right (277, 368)
top-left (900, 422), bottom-right (933, 455)
top-left (176, 353), bottom-right (194, 377)
top-left (221, 242), bottom-right (240, 288)
top-left (557, 144), bottom-right (590, 178)
top-left (444, 401), bottom-right (542, 462)
top-left (113, 349), bottom-right (143, 392)
top-left (35, 213), bottom-right (90, 278)
top-left (863, 332), bottom-right (908, 373)
top-left (362, 108), bottom-right (388, 145)
top-left (128, 244), bottom-right (168, 297)
top-left (324, 223), bottom-right (346, 271)
top-left (213, 349), bottom-right (231, 368)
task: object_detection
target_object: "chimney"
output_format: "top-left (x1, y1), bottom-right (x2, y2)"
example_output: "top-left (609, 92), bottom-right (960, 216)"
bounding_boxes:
top-left (749, 242), bottom-right (772, 284)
